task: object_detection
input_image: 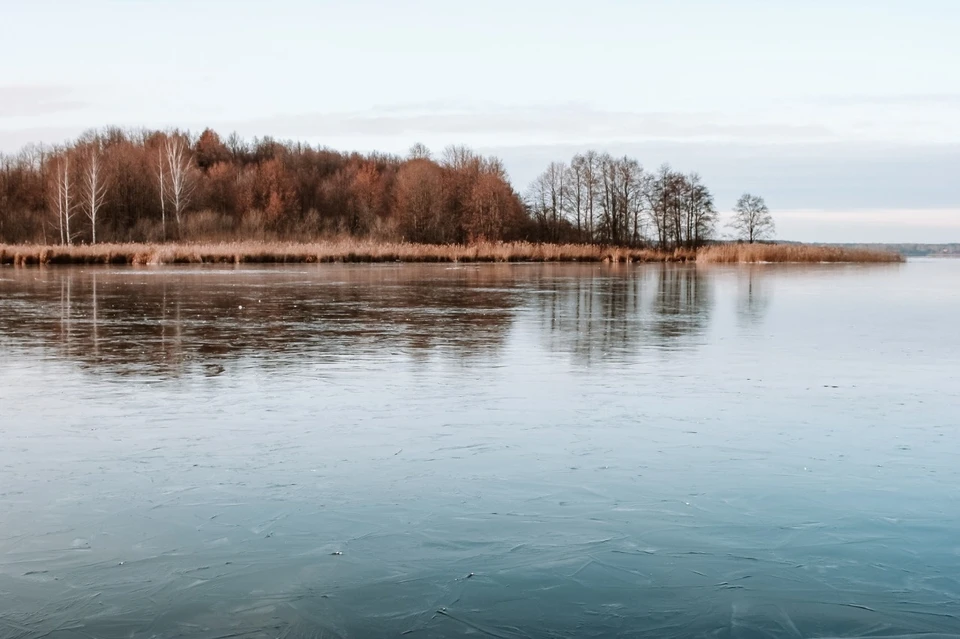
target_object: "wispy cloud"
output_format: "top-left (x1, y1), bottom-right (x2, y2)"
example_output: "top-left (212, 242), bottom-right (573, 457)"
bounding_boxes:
top-left (774, 208), bottom-right (960, 226)
top-left (233, 104), bottom-right (835, 145)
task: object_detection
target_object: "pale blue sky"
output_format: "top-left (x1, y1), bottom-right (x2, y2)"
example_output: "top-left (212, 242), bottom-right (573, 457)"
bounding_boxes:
top-left (1, 0), bottom-right (958, 241)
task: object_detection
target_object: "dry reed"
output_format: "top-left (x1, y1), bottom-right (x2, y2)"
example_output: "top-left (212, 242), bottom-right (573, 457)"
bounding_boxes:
top-left (0, 241), bottom-right (902, 267)
top-left (695, 243), bottom-right (904, 264)
top-left (0, 240), bottom-right (695, 266)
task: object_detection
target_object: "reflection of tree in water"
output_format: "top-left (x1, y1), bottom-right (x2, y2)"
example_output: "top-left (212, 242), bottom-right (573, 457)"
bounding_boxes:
top-left (736, 267), bottom-right (772, 329)
top-left (651, 267), bottom-right (712, 341)
top-left (0, 265), bottom-right (721, 376)
top-left (0, 266), bottom-right (522, 378)
top-left (534, 265), bottom-right (713, 364)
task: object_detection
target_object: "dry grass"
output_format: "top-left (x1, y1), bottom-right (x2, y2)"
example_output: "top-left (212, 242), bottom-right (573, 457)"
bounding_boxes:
top-left (0, 240), bottom-right (696, 266)
top-left (0, 241), bottom-right (903, 267)
top-left (696, 243), bottom-right (904, 264)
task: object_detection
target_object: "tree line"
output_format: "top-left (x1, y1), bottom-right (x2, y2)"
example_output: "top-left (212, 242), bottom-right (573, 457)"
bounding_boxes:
top-left (0, 127), bottom-right (773, 246)
top-left (528, 154), bottom-right (719, 248)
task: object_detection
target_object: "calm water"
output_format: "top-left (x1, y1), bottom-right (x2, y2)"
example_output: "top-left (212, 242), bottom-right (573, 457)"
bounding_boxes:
top-left (1, 261), bottom-right (959, 638)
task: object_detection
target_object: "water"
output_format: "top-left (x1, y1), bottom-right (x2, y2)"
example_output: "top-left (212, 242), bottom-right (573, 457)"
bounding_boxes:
top-left (1, 261), bottom-right (959, 638)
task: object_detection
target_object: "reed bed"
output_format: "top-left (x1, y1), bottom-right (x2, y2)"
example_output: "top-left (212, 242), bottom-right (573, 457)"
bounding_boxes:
top-left (0, 241), bottom-right (902, 267)
top-left (0, 240), bottom-right (696, 266)
top-left (696, 243), bottom-right (904, 264)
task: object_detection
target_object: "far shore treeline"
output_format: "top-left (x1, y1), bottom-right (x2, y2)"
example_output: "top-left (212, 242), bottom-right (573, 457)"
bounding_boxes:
top-left (0, 127), bottom-right (767, 248)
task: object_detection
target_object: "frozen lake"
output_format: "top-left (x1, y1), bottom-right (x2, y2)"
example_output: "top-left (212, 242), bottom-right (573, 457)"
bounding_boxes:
top-left (1, 260), bottom-right (959, 638)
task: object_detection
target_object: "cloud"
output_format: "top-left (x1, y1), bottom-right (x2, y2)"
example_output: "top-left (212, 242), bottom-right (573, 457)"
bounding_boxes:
top-left (224, 99), bottom-right (960, 150)
top-left (6, 103), bottom-right (833, 153)
top-left (231, 105), bottom-right (835, 145)
top-left (774, 208), bottom-right (960, 228)
top-left (0, 85), bottom-right (86, 118)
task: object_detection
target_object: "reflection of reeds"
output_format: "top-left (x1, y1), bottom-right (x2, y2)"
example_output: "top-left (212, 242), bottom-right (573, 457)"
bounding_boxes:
top-left (0, 241), bottom-right (903, 266)
top-left (696, 243), bottom-right (903, 264)
top-left (0, 241), bottom-right (696, 266)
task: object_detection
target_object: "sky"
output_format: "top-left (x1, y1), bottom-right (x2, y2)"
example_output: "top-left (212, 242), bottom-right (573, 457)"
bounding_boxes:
top-left (1, 0), bottom-right (958, 242)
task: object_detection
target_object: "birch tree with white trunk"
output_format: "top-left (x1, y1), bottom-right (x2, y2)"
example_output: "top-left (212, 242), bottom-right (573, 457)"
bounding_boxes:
top-left (52, 153), bottom-right (75, 245)
top-left (80, 141), bottom-right (108, 243)
top-left (163, 136), bottom-right (196, 235)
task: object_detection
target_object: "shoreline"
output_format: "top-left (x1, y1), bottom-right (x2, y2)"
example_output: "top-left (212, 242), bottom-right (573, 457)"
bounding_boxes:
top-left (0, 241), bottom-right (904, 266)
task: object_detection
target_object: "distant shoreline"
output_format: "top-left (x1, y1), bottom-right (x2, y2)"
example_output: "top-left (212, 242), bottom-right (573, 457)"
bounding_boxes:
top-left (0, 241), bottom-right (904, 266)
top-left (809, 243), bottom-right (960, 258)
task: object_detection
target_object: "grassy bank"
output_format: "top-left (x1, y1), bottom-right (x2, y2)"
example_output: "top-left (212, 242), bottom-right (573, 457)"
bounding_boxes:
top-left (0, 241), bottom-right (902, 266)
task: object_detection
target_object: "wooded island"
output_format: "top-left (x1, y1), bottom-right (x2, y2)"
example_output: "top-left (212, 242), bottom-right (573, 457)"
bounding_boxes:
top-left (0, 128), bottom-right (901, 264)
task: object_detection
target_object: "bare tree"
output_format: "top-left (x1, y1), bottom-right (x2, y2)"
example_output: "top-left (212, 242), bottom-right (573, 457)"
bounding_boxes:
top-left (614, 156), bottom-right (645, 246)
top-left (730, 193), bottom-right (774, 243)
top-left (407, 142), bottom-right (431, 160)
top-left (582, 151), bottom-right (600, 240)
top-left (684, 173), bottom-right (716, 248)
top-left (441, 144), bottom-right (476, 171)
top-left (594, 154), bottom-right (645, 245)
top-left (527, 162), bottom-right (567, 241)
top-left (527, 170), bottom-right (553, 237)
top-left (647, 164), bottom-right (671, 248)
top-left (564, 157), bottom-right (586, 237)
top-left (629, 168), bottom-right (652, 246)
top-left (163, 136), bottom-right (196, 234)
top-left (51, 153), bottom-right (75, 245)
top-left (157, 146), bottom-right (167, 240)
top-left (80, 140), bottom-right (108, 243)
